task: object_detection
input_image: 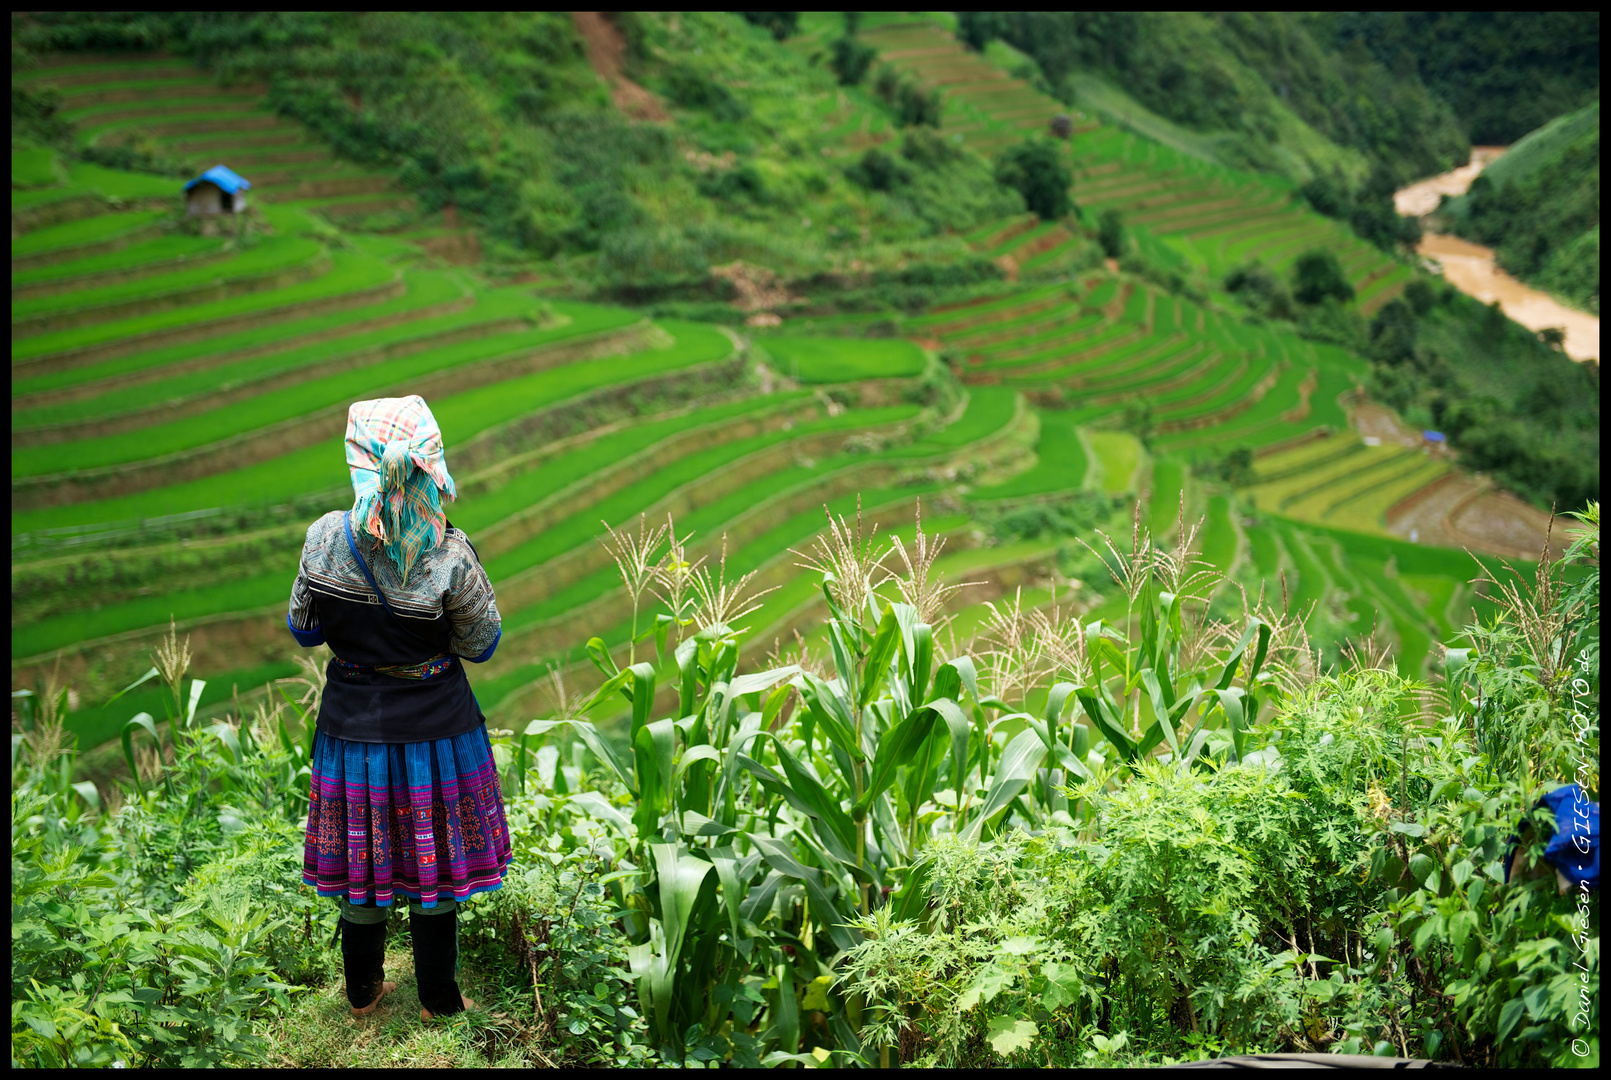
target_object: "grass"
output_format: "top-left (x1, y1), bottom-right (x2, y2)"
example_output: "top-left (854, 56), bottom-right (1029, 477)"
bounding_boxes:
top-left (12, 146), bottom-right (64, 188)
top-left (15, 273), bottom-right (473, 426)
top-left (13, 300), bottom-right (636, 476)
top-left (1147, 459), bottom-right (1184, 534)
top-left (12, 236), bottom-right (325, 318)
top-left (10, 207), bottom-right (165, 258)
top-left (13, 266), bottom-right (467, 397)
top-left (974, 409), bottom-right (1089, 500)
top-left (10, 319), bottom-right (727, 535)
top-left (896, 386), bottom-right (1018, 456)
top-left (1200, 495), bottom-right (1239, 575)
top-left (1085, 431), bottom-right (1141, 494)
top-left (11, 244), bottom-right (399, 362)
top-left (759, 336), bottom-right (927, 383)
top-left (12, 232), bottom-right (232, 286)
top-left (453, 395), bottom-right (808, 534)
top-left (482, 405), bottom-right (920, 583)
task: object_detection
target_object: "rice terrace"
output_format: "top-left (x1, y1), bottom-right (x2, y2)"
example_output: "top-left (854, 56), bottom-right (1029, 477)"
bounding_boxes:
top-left (10, 11), bottom-right (1599, 1070)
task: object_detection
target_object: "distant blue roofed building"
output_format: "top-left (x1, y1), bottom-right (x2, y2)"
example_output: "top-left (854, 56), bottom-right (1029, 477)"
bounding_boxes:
top-left (184, 164), bottom-right (251, 215)
top-left (1423, 430), bottom-right (1446, 443)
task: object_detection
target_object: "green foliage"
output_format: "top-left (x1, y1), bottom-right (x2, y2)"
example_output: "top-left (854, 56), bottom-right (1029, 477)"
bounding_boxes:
top-left (1097, 209), bottom-right (1125, 259)
top-left (1443, 107), bottom-right (1599, 314)
top-left (10, 638), bottom-right (315, 1067)
top-left (738, 12), bottom-right (799, 42)
top-left (994, 139), bottom-right (1071, 222)
top-left (978, 492), bottom-right (1123, 543)
top-left (870, 64), bottom-right (943, 129)
top-left (663, 64), bottom-right (752, 124)
top-left (1323, 12), bottom-right (1600, 144)
top-left (845, 148), bottom-right (912, 193)
top-left (1291, 249), bottom-right (1355, 306)
top-left (957, 12), bottom-right (1005, 53)
top-left (1225, 260), bottom-right (1296, 321)
top-left (1306, 164), bottom-right (1422, 254)
top-left (829, 35), bottom-right (877, 87)
top-left (990, 11), bottom-right (1466, 184)
top-left (839, 509), bottom-right (1600, 1065)
top-left (1365, 287), bottom-right (1600, 513)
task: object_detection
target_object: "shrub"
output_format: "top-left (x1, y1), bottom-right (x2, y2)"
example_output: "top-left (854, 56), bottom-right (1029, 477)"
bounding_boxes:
top-left (900, 127), bottom-right (963, 170)
top-left (739, 11), bottom-right (799, 41)
top-left (663, 64), bottom-right (751, 123)
top-left (994, 139), bottom-right (1072, 221)
top-left (840, 507), bottom-right (1601, 1066)
top-left (845, 148), bottom-right (913, 192)
top-left (830, 34), bottom-right (877, 87)
top-left (1097, 209), bottom-right (1125, 258)
top-left (1290, 249), bottom-right (1355, 306)
top-left (957, 11), bottom-right (1004, 52)
top-left (869, 64), bottom-right (942, 128)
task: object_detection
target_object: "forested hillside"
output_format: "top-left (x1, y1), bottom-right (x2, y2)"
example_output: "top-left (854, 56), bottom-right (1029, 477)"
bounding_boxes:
top-left (1320, 11), bottom-right (1600, 144)
top-left (11, 11), bottom-right (1018, 290)
top-left (1439, 102), bottom-right (1600, 314)
top-left (956, 11), bottom-right (1468, 186)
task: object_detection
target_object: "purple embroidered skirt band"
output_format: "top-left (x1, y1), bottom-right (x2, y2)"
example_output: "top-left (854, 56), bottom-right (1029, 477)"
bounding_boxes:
top-left (302, 725), bottom-right (512, 908)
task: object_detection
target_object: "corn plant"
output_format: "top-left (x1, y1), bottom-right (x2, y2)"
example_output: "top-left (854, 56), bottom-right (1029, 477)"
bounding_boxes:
top-left (505, 500), bottom-right (1300, 1064)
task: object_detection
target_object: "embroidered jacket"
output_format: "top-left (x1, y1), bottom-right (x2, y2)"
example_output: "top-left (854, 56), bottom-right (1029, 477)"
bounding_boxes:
top-left (287, 510), bottom-right (501, 743)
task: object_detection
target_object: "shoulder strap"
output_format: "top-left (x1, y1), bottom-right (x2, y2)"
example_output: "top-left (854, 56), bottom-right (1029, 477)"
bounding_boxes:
top-left (343, 511), bottom-right (397, 618)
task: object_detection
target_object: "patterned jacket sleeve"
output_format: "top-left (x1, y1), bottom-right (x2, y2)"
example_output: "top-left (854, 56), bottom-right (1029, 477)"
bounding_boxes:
top-left (287, 520), bottom-right (326, 647)
top-left (443, 529), bottom-right (502, 662)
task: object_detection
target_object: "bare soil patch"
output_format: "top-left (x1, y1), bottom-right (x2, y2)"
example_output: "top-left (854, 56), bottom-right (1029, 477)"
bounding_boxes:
top-left (1446, 488), bottom-right (1570, 561)
top-left (1280, 368), bottom-right (1319, 422)
top-left (1384, 471), bottom-right (1471, 549)
top-left (570, 11), bottom-right (668, 123)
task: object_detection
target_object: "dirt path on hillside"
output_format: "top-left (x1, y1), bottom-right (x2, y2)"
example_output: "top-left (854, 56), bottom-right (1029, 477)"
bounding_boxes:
top-left (570, 12), bottom-right (667, 122)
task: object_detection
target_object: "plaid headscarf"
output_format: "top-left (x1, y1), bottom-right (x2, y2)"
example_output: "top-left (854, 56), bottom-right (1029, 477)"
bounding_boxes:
top-left (345, 395), bottom-right (457, 582)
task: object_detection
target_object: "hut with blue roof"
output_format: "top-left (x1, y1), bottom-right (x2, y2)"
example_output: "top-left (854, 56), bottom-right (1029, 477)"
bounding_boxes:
top-left (184, 164), bottom-right (251, 216)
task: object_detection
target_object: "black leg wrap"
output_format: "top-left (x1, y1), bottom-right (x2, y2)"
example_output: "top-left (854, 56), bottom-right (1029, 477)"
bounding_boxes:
top-left (340, 916), bottom-right (388, 1010)
top-left (411, 909), bottom-right (464, 1017)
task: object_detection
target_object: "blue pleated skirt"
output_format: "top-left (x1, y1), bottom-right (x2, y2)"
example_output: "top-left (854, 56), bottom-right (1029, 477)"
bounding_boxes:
top-left (302, 725), bottom-right (512, 908)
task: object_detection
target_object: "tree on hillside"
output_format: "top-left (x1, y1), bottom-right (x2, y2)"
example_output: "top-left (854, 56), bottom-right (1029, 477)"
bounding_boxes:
top-left (1097, 209), bottom-right (1125, 258)
top-left (830, 34), bottom-right (876, 86)
top-left (994, 139), bottom-right (1071, 221)
top-left (957, 11), bottom-right (1004, 52)
top-left (1291, 249), bottom-right (1354, 305)
top-left (738, 12), bottom-right (799, 41)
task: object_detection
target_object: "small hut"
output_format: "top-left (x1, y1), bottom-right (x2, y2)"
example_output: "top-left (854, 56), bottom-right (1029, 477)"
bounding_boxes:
top-left (184, 165), bottom-right (251, 216)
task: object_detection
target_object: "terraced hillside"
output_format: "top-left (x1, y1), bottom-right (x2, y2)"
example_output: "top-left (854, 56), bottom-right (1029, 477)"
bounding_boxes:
top-left (848, 19), bottom-right (1411, 313)
top-left (12, 38), bottom-right (1530, 761)
top-left (14, 52), bottom-right (416, 232)
top-left (11, 133), bottom-right (1054, 759)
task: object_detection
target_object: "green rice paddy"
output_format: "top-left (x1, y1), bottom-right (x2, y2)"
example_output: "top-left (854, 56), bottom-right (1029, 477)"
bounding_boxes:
top-left (11, 42), bottom-right (1511, 749)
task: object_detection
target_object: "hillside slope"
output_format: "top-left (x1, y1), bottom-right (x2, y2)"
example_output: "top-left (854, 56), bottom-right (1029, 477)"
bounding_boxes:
top-left (1439, 101), bottom-right (1600, 314)
top-left (952, 11), bottom-right (1468, 185)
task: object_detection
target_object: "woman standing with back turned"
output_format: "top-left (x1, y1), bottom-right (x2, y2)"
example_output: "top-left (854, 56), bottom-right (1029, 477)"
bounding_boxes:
top-left (287, 394), bottom-right (511, 1019)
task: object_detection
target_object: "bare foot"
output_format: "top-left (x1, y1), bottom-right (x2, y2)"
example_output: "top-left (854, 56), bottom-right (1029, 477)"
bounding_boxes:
top-left (350, 980), bottom-right (397, 1017)
top-left (420, 993), bottom-right (476, 1020)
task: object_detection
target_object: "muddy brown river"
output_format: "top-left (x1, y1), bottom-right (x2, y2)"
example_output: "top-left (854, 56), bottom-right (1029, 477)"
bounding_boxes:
top-left (1395, 148), bottom-right (1599, 363)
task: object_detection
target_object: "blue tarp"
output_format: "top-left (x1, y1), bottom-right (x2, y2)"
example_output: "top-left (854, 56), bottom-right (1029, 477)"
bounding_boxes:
top-left (184, 164), bottom-right (251, 194)
top-left (1505, 783), bottom-right (1599, 890)
top-left (1423, 430), bottom-right (1446, 443)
